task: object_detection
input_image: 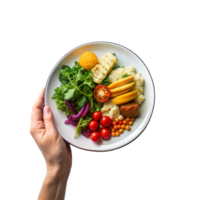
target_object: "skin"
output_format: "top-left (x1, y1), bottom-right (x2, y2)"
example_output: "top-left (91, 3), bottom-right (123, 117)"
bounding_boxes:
top-left (30, 88), bottom-right (72, 200)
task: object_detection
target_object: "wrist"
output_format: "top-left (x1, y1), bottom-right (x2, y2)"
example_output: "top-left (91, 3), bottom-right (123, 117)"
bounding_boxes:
top-left (46, 164), bottom-right (68, 182)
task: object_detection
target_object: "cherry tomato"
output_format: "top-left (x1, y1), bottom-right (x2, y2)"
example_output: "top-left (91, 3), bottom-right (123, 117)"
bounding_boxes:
top-left (100, 128), bottom-right (111, 140)
top-left (92, 111), bottom-right (102, 121)
top-left (90, 131), bottom-right (101, 142)
top-left (93, 85), bottom-right (111, 103)
top-left (89, 120), bottom-right (99, 131)
top-left (100, 116), bottom-right (112, 127)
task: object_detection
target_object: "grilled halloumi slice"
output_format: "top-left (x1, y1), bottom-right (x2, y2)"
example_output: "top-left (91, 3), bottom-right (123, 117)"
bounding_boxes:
top-left (92, 53), bottom-right (117, 84)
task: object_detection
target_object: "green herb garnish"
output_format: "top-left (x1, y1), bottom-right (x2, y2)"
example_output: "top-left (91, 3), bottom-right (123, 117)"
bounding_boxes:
top-left (100, 76), bottom-right (110, 86)
top-left (122, 74), bottom-right (130, 78)
top-left (112, 65), bottom-right (124, 71)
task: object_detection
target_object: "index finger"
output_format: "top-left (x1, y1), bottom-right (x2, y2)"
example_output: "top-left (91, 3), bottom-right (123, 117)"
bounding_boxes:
top-left (31, 87), bottom-right (45, 123)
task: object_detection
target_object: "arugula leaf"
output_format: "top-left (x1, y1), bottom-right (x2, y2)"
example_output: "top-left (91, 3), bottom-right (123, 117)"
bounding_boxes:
top-left (122, 74), bottom-right (130, 78)
top-left (82, 85), bottom-right (93, 97)
top-left (100, 76), bottom-right (110, 86)
top-left (76, 95), bottom-right (87, 107)
top-left (52, 87), bottom-right (72, 116)
top-left (80, 116), bottom-right (92, 128)
top-left (112, 53), bottom-right (116, 56)
top-left (89, 99), bottom-right (103, 113)
top-left (64, 89), bottom-right (76, 100)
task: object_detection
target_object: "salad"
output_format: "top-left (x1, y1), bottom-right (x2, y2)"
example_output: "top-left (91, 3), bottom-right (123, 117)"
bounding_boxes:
top-left (52, 52), bottom-right (145, 142)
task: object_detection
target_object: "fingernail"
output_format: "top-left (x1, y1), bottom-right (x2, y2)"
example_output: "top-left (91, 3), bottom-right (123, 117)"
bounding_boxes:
top-left (44, 107), bottom-right (51, 114)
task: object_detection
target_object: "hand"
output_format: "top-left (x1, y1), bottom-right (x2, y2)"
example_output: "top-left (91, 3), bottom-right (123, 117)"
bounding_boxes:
top-left (30, 88), bottom-right (72, 179)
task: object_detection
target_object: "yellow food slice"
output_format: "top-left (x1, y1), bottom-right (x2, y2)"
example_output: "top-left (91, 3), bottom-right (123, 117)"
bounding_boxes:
top-left (110, 82), bottom-right (135, 93)
top-left (108, 75), bottom-right (135, 89)
top-left (112, 90), bottom-right (138, 105)
top-left (110, 87), bottom-right (133, 97)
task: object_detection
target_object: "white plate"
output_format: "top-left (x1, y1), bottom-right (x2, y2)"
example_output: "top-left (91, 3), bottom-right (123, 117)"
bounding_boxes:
top-left (45, 41), bottom-right (155, 152)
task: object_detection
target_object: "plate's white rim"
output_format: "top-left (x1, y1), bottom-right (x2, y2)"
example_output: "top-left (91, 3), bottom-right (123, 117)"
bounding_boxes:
top-left (45, 41), bottom-right (156, 152)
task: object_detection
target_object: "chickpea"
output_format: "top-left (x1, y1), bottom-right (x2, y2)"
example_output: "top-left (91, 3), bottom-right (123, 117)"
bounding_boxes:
top-left (117, 125), bottom-right (121, 129)
top-left (114, 125), bottom-right (118, 130)
top-left (123, 120), bottom-right (127, 125)
top-left (126, 117), bottom-right (131, 122)
top-left (116, 131), bottom-right (120, 136)
top-left (119, 120), bottom-right (123, 125)
top-left (111, 128), bottom-right (115, 132)
top-left (131, 118), bottom-right (135, 122)
top-left (115, 118), bottom-right (119, 123)
top-left (119, 129), bottom-right (123, 133)
top-left (125, 125), bottom-right (130, 131)
top-left (129, 121), bottom-right (133, 126)
top-left (112, 132), bottom-right (116, 137)
top-left (121, 125), bottom-right (125, 129)
top-left (112, 121), bottom-right (117, 126)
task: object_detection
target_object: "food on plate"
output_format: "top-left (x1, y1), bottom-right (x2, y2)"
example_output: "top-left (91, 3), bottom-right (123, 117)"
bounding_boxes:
top-left (110, 87), bottom-right (132, 97)
top-left (93, 85), bottom-right (111, 103)
top-left (89, 120), bottom-right (99, 131)
top-left (100, 128), bottom-right (111, 140)
top-left (131, 118), bottom-right (135, 122)
top-left (100, 116), bottom-right (112, 127)
top-left (90, 131), bottom-right (101, 142)
top-left (120, 100), bottom-right (139, 118)
top-left (52, 50), bottom-right (146, 141)
top-left (92, 111), bottom-right (102, 121)
top-left (108, 75), bottom-right (135, 89)
top-left (132, 73), bottom-right (145, 105)
top-left (82, 128), bottom-right (92, 137)
top-left (112, 132), bottom-right (116, 137)
top-left (109, 66), bottom-right (135, 83)
top-left (79, 52), bottom-right (98, 70)
top-left (118, 115), bottom-right (124, 120)
top-left (92, 53), bottom-right (117, 84)
top-left (115, 131), bottom-right (120, 136)
top-left (101, 100), bottom-right (120, 121)
top-left (125, 125), bottom-right (130, 131)
top-left (110, 82), bottom-right (135, 93)
top-left (112, 90), bottom-right (138, 105)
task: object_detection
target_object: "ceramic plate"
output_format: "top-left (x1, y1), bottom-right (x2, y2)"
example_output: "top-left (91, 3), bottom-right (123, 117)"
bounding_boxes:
top-left (45, 41), bottom-right (155, 152)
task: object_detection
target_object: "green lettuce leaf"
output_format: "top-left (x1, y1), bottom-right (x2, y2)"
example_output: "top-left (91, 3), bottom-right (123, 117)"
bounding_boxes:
top-left (51, 87), bottom-right (72, 116)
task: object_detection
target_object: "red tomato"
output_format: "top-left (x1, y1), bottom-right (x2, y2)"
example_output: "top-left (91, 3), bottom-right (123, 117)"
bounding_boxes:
top-left (93, 85), bottom-right (111, 103)
top-left (90, 131), bottom-right (101, 142)
top-left (89, 120), bottom-right (99, 131)
top-left (92, 111), bottom-right (102, 121)
top-left (100, 128), bottom-right (111, 140)
top-left (100, 116), bottom-right (112, 127)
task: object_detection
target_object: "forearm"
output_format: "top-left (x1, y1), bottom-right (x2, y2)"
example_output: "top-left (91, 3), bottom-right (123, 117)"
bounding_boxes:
top-left (38, 170), bottom-right (68, 200)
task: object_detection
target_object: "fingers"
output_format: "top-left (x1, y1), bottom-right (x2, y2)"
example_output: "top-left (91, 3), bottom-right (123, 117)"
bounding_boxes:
top-left (31, 88), bottom-right (45, 123)
top-left (43, 106), bottom-right (57, 134)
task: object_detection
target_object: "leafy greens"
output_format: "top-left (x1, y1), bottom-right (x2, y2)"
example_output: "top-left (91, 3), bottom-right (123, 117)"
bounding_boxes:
top-left (52, 62), bottom-right (96, 115)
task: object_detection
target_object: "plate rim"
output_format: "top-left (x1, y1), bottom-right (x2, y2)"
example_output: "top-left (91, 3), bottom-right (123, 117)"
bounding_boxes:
top-left (45, 41), bottom-right (156, 152)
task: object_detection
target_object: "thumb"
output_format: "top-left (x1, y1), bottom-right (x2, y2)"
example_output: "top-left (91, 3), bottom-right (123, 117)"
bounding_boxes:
top-left (43, 106), bottom-right (56, 132)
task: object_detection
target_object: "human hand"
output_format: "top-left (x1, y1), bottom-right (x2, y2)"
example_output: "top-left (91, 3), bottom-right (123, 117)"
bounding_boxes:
top-left (30, 88), bottom-right (72, 179)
